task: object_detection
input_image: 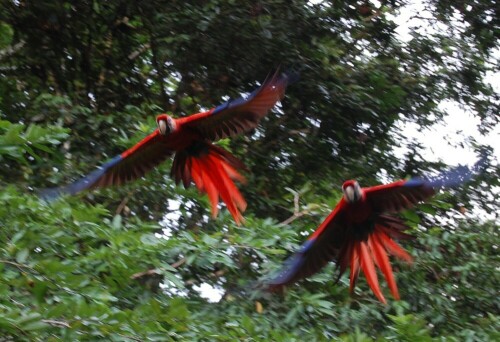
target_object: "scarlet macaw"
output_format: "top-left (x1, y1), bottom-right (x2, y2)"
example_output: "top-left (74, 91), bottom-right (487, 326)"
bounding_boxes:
top-left (43, 71), bottom-right (294, 224)
top-left (267, 161), bottom-right (484, 303)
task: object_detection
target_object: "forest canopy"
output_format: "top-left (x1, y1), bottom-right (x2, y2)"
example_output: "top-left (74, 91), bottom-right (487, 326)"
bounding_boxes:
top-left (0, 0), bottom-right (498, 340)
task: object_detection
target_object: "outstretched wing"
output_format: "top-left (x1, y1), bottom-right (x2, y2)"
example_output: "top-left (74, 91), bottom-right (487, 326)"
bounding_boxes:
top-left (179, 71), bottom-right (295, 141)
top-left (42, 131), bottom-right (173, 200)
top-left (364, 180), bottom-right (435, 214)
top-left (365, 159), bottom-right (485, 213)
top-left (266, 201), bottom-right (348, 288)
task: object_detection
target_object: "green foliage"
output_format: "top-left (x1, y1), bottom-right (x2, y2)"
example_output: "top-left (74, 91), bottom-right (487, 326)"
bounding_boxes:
top-left (0, 120), bottom-right (68, 164)
top-left (0, 186), bottom-right (497, 340)
top-left (0, 0), bottom-right (498, 340)
top-left (0, 21), bottom-right (13, 48)
top-left (386, 314), bottom-right (433, 341)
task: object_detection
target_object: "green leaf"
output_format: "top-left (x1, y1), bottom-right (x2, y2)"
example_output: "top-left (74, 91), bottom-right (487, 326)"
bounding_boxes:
top-left (22, 320), bottom-right (50, 331)
top-left (15, 248), bottom-right (29, 263)
top-left (141, 233), bottom-right (160, 245)
top-left (112, 214), bottom-right (122, 230)
top-left (0, 22), bottom-right (14, 48)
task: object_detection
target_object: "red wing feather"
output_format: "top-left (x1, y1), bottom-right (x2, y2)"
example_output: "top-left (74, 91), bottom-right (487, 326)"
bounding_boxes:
top-left (178, 71), bottom-right (292, 141)
top-left (364, 159), bottom-right (484, 213)
top-left (42, 131), bottom-right (173, 199)
top-left (266, 201), bottom-right (349, 287)
top-left (364, 180), bottom-right (435, 213)
top-left (88, 131), bottom-right (173, 189)
top-left (266, 201), bottom-right (415, 303)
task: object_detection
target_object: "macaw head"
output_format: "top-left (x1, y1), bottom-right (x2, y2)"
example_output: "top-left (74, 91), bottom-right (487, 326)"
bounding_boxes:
top-left (342, 180), bottom-right (364, 203)
top-left (156, 114), bottom-right (177, 135)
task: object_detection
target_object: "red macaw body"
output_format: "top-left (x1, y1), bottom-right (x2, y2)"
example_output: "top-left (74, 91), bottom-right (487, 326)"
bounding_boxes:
top-left (44, 71), bottom-right (294, 224)
top-left (267, 162), bottom-right (483, 303)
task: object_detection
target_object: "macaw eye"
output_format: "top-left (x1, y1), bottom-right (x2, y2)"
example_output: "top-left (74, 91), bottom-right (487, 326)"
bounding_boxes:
top-left (158, 120), bottom-right (168, 135)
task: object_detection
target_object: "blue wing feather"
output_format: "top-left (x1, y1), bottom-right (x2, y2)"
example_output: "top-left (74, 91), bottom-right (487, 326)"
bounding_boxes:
top-left (211, 72), bottom-right (293, 116)
top-left (267, 239), bottom-right (316, 285)
top-left (40, 155), bottom-right (123, 201)
top-left (211, 90), bottom-right (258, 116)
top-left (404, 156), bottom-right (487, 189)
top-left (184, 70), bottom-right (298, 141)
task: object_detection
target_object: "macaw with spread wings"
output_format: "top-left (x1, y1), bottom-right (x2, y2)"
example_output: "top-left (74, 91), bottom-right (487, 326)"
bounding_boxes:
top-left (266, 160), bottom-right (485, 303)
top-left (43, 71), bottom-right (294, 224)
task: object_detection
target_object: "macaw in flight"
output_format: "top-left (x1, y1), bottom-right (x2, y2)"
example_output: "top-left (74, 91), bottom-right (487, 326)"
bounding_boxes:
top-left (43, 71), bottom-right (294, 224)
top-left (266, 159), bottom-right (485, 303)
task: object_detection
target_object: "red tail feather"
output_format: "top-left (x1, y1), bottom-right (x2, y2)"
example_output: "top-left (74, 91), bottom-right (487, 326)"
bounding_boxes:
top-left (378, 232), bottom-right (413, 263)
top-left (202, 154), bottom-right (246, 223)
top-left (190, 158), bottom-right (204, 190)
top-left (344, 225), bottom-right (412, 302)
top-left (359, 241), bottom-right (386, 303)
top-left (198, 157), bottom-right (219, 218)
top-left (171, 143), bottom-right (247, 224)
top-left (369, 232), bottom-right (399, 300)
top-left (349, 243), bottom-right (360, 293)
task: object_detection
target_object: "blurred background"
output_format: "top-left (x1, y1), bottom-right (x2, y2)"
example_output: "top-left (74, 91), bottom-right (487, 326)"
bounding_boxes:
top-left (0, 0), bottom-right (498, 340)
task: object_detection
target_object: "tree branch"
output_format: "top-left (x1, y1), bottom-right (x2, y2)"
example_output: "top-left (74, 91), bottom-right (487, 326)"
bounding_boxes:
top-left (128, 43), bottom-right (151, 60)
top-left (0, 40), bottom-right (25, 61)
top-left (116, 333), bottom-right (143, 342)
top-left (278, 192), bottom-right (309, 226)
top-left (42, 319), bottom-right (71, 328)
top-left (116, 191), bottom-right (133, 215)
top-left (130, 257), bottom-right (186, 280)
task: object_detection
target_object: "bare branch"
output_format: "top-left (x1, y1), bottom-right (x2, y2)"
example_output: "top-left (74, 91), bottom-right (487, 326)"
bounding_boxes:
top-left (128, 43), bottom-right (151, 60)
top-left (171, 257), bottom-right (186, 268)
top-left (116, 333), bottom-right (143, 342)
top-left (42, 319), bottom-right (71, 328)
top-left (115, 191), bottom-right (133, 215)
top-left (278, 191), bottom-right (309, 226)
top-left (278, 211), bottom-right (307, 227)
top-left (130, 257), bottom-right (186, 280)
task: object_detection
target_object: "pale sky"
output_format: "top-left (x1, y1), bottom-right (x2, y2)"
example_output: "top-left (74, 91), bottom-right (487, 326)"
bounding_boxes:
top-left (387, 0), bottom-right (499, 166)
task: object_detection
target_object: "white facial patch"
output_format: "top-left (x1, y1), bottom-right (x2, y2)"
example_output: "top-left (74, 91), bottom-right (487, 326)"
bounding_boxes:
top-left (158, 120), bottom-right (167, 135)
top-left (168, 117), bottom-right (177, 132)
top-left (344, 186), bottom-right (355, 202)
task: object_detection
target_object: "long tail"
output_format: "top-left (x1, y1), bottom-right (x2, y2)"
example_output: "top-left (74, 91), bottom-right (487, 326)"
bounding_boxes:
top-left (338, 216), bottom-right (413, 303)
top-left (171, 142), bottom-right (247, 224)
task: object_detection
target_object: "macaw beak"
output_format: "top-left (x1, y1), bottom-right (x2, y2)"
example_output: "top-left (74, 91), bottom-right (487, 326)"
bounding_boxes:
top-left (343, 184), bottom-right (363, 203)
top-left (158, 119), bottom-right (169, 135)
top-left (344, 186), bottom-right (355, 202)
